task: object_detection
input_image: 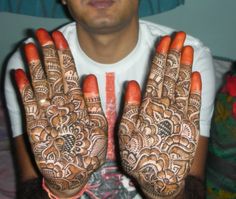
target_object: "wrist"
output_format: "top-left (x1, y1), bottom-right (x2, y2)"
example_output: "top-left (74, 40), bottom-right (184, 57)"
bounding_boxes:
top-left (42, 178), bottom-right (87, 199)
top-left (141, 181), bottom-right (185, 199)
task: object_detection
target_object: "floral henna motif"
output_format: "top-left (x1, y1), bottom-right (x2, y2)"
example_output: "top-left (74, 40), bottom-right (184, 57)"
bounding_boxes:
top-left (15, 29), bottom-right (107, 195)
top-left (119, 33), bottom-right (202, 198)
top-left (42, 44), bottom-right (64, 94)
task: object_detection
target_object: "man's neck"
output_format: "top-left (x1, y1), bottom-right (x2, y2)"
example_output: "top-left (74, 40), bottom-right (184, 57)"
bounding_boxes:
top-left (76, 18), bottom-right (139, 64)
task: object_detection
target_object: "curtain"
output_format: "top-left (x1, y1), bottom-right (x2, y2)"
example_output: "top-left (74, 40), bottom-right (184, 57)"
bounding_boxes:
top-left (139, 0), bottom-right (184, 17)
top-left (0, 0), bottom-right (185, 18)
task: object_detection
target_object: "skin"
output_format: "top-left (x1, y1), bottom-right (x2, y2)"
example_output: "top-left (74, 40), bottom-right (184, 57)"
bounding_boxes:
top-left (63, 0), bottom-right (139, 64)
top-left (13, 0), bottom-right (208, 198)
top-left (15, 30), bottom-right (108, 197)
top-left (119, 33), bottom-right (202, 198)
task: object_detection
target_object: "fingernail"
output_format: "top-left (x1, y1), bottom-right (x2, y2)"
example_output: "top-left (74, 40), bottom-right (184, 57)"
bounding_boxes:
top-left (191, 72), bottom-right (202, 92)
top-left (14, 69), bottom-right (29, 92)
top-left (125, 80), bottom-right (141, 105)
top-left (36, 28), bottom-right (53, 46)
top-left (83, 74), bottom-right (99, 96)
top-left (181, 46), bottom-right (194, 65)
top-left (52, 31), bottom-right (68, 50)
top-left (170, 31), bottom-right (186, 51)
top-left (24, 43), bottom-right (39, 63)
top-left (156, 36), bottom-right (171, 54)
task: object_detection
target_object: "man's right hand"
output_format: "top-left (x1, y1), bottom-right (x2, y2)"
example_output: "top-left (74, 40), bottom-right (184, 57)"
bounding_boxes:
top-left (14, 29), bottom-right (108, 197)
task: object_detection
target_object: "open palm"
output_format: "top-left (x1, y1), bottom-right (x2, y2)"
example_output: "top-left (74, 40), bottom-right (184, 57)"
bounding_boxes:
top-left (119, 32), bottom-right (202, 198)
top-left (15, 29), bottom-right (107, 195)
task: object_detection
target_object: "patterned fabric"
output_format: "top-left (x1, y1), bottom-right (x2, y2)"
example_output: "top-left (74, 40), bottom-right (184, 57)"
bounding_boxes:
top-left (206, 69), bottom-right (236, 199)
top-left (0, 0), bottom-right (184, 18)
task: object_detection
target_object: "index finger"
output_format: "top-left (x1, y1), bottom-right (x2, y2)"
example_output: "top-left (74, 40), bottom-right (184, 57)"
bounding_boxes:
top-left (36, 28), bottom-right (64, 96)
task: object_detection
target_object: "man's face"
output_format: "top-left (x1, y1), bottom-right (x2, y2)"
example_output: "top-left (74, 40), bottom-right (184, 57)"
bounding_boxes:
top-left (63, 0), bottom-right (139, 34)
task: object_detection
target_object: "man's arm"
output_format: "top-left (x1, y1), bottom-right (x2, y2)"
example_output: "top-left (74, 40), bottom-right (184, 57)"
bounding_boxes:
top-left (14, 135), bottom-right (38, 182)
top-left (182, 135), bottom-right (208, 199)
top-left (14, 135), bottom-right (50, 198)
top-left (189, 135), bottom-right (208, 180)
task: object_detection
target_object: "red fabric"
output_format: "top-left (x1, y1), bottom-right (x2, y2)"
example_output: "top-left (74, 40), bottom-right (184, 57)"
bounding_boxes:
top-left (225, 75), bottom-right (236, 97)
top-left (105, 72), bottom-right (117, 161)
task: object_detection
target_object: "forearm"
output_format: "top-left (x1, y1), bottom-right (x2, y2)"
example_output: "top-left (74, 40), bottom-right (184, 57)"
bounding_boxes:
top-left (141, 175), bottom-right (205, 199)
top-left (14, 135), bottom-right (38, 182)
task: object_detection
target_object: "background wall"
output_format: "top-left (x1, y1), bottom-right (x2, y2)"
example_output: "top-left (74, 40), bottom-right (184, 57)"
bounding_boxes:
top-left (0, 0), bottom-right (236, 75)
top-left (144, 0), bottom-right (236, 60)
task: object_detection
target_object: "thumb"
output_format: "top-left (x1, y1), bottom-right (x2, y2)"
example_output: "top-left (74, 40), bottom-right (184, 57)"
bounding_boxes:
top-left (83, 74), bottom-right (107, 131)
top-left (120, 81), bottom-right (141, 136)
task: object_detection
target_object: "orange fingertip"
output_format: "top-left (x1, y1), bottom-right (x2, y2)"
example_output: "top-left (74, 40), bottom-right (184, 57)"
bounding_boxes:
top-left (14, 69), bottom-right (29, 92)
top-left (156, 36), bottom-right (171, 54)
top-left (125, 81), bottom-right (141, 105)
top-left (24, 43), bottom-right (40, 63)
top-left (170, 31), bottom-right (186, 51)
top-left (36, 28), bottom-right (53, 46)
top-left (181, 46), bottom-right (194, 65)
top-left (83, 74), bottom-right (99, 96)
top-left (52, 31), bottom-right (69, 50)
top-left (191, 72), bottom-right (202, 92)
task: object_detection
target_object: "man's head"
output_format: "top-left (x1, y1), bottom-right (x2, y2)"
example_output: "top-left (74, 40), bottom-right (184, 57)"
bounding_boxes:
top-left (61, 0), bottom-right (139, 34)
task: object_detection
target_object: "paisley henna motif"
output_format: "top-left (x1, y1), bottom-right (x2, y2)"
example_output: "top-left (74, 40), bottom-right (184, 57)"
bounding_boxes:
top-left (15, 29), bottom-right (107, 196)
top-left (119, 32), bottom-right (202, 198)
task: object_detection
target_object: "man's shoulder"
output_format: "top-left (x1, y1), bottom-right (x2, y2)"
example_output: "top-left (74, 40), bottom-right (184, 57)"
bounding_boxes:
top-left (58, 22), bottom-right (76, 38)
top-left (139, 19), bottom-right (175, 36)
top-left (139, 19), bottom-right (205, 50)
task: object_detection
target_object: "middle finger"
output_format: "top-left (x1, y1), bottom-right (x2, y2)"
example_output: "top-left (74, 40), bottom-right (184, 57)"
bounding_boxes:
top-left (36, 28), bottom-right (64, 97)
top-left (162, 32), bottom-right (186, 101)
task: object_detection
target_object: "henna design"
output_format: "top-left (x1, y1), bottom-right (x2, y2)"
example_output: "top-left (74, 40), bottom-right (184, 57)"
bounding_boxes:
top-left (15, 29), bottom-right (107, 195)
top-left (146, 53), bottom-right (166, 98)
top-left (119, 33), bottom-right (202, 198)
top-left (42, 44), bottom-right (64, 94)
top-left (162, 50), bottom-right (181, 101)
top-left (30, 60), bottom-right (50, 103)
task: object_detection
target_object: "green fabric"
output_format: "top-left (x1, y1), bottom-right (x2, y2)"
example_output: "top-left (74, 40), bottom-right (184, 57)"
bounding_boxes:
top-left (206, 75), bottom-right (236, 198)
top-left (210, 95), bottom-right (236, 161)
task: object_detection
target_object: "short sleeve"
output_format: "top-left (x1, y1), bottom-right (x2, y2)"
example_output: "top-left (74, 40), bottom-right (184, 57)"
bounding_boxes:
top-left (4, 49), bottom-right (25, 137)
top-left (192, 46), bottom-right (215, 137)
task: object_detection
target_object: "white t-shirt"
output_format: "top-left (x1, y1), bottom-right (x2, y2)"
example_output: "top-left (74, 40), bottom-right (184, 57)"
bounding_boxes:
top-left (4, 20), bottom-right (215, 138)
top-left (4, 20), bottom-right (215, 198)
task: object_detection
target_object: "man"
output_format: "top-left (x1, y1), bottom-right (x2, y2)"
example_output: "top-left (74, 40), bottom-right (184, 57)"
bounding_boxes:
top-left (4, 0), bottom-right (215, 198)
